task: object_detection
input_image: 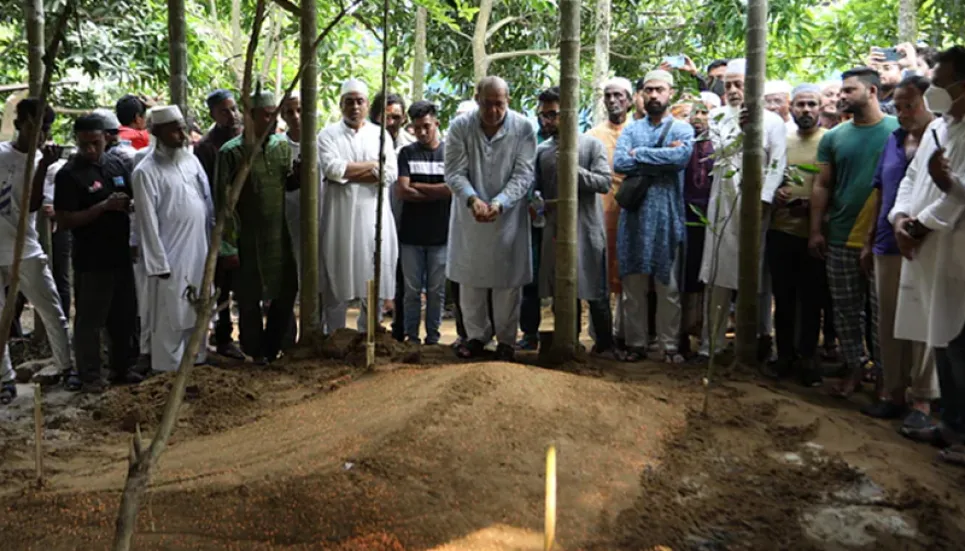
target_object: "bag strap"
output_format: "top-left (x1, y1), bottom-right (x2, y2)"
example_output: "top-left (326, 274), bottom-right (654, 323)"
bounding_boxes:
top-left (655, 118), bottom-right (674, 148)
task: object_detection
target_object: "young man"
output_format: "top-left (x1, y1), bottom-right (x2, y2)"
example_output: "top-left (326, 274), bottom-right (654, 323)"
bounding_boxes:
top-left (868, 48), bottom-right (903, 114)
top-left (55, 115), bottom-right (141, 392)
top-left (861, 75), bottom-right (939, 425)
top-left (533, 87), bottom-right (614, 354)
top-left (614, 70), bottom-right (695, 363)
top-left (115, 94), bottom-right (151, 150)
top-left (217, 89), bottom-right (299, 364)
top-left (195, 89), bottom-right (244, 360)
top-left (888, 46), bottom-right (965, 466)
top-left (395, 100), bottom-right (451, 345)
top-left (131, 106), bottom-right (213, 373)
top-left (0, 99), bottom-right (73, 403)
top-left (809, 66), bottom-right (899, 397)
top-left (446, 76), bottom-right (536, 361)
top-left (767, 84), bottom-right (827, 386)
top-left (317, 79), bottom-right (398, 334)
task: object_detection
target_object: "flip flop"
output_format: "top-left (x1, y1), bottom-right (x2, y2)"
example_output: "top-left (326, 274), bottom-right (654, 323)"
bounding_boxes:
top-left (938, 445), bottom-right (965, 467)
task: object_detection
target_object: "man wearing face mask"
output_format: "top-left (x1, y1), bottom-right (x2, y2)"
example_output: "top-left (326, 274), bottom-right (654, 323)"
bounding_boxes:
top-left (614, 70), bottom-right (695, 364)
top-left (767, 84), bottom-right (827, 386)
top-left (697, 59), bottom-right (787, 363)
top-left (317, 79), bottom-right (398, 334)
top-left (216, 88), bottom-right (299, 364)
top-left (446, 76), bottom-right (536, 361)
top-left (888, 46), bottom-right (965, 466)
top-left (131, 106), bottom-right (213, 373)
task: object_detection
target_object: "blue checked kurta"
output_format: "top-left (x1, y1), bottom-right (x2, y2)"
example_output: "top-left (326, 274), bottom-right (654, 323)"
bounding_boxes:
top-left (613, 116), bottom-right (694, 285)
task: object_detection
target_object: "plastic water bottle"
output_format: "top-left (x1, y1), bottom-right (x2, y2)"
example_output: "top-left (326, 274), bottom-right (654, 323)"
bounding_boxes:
top-left (531, 191), bottom-right (546, 228)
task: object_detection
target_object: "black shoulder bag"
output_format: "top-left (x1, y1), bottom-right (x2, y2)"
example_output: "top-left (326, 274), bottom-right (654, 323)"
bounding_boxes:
top-left (614, 120), bottom-right (676, 211)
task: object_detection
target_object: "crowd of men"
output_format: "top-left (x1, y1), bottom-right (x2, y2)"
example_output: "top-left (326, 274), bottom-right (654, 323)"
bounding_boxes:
top-left (0, 42), bottom-right (963, 466)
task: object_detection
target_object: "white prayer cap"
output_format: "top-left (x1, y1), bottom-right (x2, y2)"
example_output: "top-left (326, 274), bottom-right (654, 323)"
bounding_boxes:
top-left (699, 91), bottom-right (722, 109)
top-left (150, 105), bottom-right (184, 126)
top-left (764, 80), bottom-right (793, 96)
top-left (92, 108), bottom-right (120, 131)
top-left (340, 78), bottom-right (369, 98)
top-left (792, 83), bottom-right (822, 99)
top-left (725, 58), bottom-right (747, 76)
top-left (603, 77), bottom-right (633, 97)
top-left (455, 100), bottom-right (476, 116)
top-left (643, 69), bottom-right (674, 87)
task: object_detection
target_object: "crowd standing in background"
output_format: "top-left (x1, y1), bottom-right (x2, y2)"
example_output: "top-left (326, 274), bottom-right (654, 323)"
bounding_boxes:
top-left (0, 44), bottom-right (963, 466)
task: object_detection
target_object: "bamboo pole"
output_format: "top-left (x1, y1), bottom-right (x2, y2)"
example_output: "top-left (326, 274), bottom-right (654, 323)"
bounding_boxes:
top-left (544, 444), bottom-right (557, 551)
top-left (33, 383), bottom-right (43, 487)
top-left (367, 0), bottom-right (390, 369)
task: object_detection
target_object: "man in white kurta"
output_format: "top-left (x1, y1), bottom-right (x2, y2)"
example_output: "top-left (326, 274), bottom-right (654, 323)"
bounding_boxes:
top-left (131, 106), bottom-right (212, 373)
top-left (888, 49), bottom-right (965, 455)
top-left (446, 76), bottom-right (537, 361)
top-left (317, 79), bottom-right (398, 333)
top-left (697, 59), bottom-right (788, 359)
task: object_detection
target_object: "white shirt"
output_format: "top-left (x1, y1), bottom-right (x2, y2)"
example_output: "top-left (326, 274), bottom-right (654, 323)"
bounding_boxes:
top-left (0, 141), bottom-right (44, 265)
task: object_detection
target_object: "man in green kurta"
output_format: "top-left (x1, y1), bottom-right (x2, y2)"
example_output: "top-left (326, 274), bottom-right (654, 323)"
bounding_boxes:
top-left (216, 89), bottom-right (299, 364)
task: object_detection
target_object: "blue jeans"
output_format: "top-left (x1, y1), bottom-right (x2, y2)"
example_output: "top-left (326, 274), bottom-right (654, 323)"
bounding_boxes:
top-left (401, 244), bottom-right (447, 344)
top-left (936, 323), bottom-right (965, 435)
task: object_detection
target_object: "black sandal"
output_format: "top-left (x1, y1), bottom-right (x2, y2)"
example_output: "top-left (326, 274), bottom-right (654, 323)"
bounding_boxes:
top-left (0, 381), bottom-right (16, 405)
top-left (64, 370), bottom-right (83, 392)
top-left (455, 339), bottom-right (484, 359)
top-left (623, 348), bottom-right (645, 363)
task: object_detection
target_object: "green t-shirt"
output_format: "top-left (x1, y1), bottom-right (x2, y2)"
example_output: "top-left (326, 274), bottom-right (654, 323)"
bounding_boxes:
top-left (817, 116), bottom-right (898, 248)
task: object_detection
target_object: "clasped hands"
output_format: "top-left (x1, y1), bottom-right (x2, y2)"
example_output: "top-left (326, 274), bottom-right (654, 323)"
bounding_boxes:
top-left (469, 196), bottom-right (501, 223)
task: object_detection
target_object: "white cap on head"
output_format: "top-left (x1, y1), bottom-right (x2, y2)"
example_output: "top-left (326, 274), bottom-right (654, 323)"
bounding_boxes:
top-left (643, 69), bottom-right (674, 88)
top-left (764, 80), bottom-right (793, 96)
top-left (456, 100), bottom-right (477, 116)
top-left (725, 58), bottom-right (747, 76)
top-left (699, 91), bottom-right (722, 109)
top-left (150, 105), bottom-right (184, 126)
top-left (340, 78), bottom-right (369, 99)
top-left (603, 77), bottom-right (633, 98)
top-left (92, 108), bottom-right (121, 131)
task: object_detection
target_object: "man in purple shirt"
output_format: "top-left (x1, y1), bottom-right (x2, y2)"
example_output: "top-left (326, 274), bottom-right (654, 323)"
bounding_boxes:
top-left (861, 75), bottom-right (939, 427)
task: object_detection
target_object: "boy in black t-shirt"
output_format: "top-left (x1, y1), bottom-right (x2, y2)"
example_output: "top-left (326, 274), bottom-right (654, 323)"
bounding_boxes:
top-left (395, 101), bottom-right (451, 345)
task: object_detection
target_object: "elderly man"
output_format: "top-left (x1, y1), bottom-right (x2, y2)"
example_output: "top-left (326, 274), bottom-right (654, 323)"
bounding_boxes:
top-left (888, 45), bottom-right (965, 466)
top-left (613, 70), bottom-right (695, 363)
top-left (446, 76), bottom-right (536, 361)
top-left (317, 79), bottom-right (398, 333)
top-left (697, 58), bottom-right (788, 362)
top-left (765, 80), bottom-right (797, 132)
top-left (217, 88), bottom-right (299, 364)
top-left (131, 106), bottom-right (213, 373)
top-left (586, 77), bottom-right (633, 347)
top-left (766, 84), bottom-right (827, 386)
top-left (533, 87), bottom-right (613, 353)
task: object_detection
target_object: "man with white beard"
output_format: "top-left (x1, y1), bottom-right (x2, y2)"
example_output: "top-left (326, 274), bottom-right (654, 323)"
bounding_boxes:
top-left (131, 106), bottom-right (212, 373)
top-left (317, 79), bottom-right (398, 332)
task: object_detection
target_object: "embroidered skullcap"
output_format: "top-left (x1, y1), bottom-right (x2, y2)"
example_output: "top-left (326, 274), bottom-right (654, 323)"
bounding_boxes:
top-left (206, 89), bottom-right (234, 110)
top-left (725, 58), bottom-right (747, 76)
top-left (643, 69), bottom-right (675, 87)
top-left (764, 80), bottom-right (793, 96)
top-left (699, 91), bottom-right (722, 109)
top-left (603, 77), bottom-right (633, 98)
top-left (150, 105), bottom-right (184, 126)
top-left (340, 78), bottom-right (369, 99)
top-left (792, 83), bottom-right (823, 99)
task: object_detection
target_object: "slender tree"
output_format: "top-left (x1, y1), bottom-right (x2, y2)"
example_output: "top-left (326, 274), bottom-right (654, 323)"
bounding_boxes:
top-left (550, 0), bottom-right (580, 358)
top-left (367, 0), bottom-right (390, 367)
top-left (735, 0), bottom-right (767, 365)
top-left (470, 0), bottom-right (556, 81)
top-left (167, 0), bottom-right (189, 119)
top-left (299, 0), bottom-right (319, 333)
top-left (590, 0), bottom-right (611, 124)
top-left (898, 0), bottom-right (918, 43)
top-left (412, 6), bottom-right (428, 101)
top-left (25, 0), bottom-right (49, 341)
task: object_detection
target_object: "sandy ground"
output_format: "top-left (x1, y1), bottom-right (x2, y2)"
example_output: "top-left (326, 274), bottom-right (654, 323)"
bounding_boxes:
top-left (1, 310), bottom-right (965, 550)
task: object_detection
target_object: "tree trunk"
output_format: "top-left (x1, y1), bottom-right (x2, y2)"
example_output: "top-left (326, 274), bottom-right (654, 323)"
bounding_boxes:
top-left (230, 0), bottom-right (244, 87)
top-left (299, 0), bottom-right (319, 334)
top-left (411, 6), bottom-right (427, 101)
top-left (550, 0), bottom-right (580, 359)
top-left (25, 0), bottom-right (49, 342)
top-left (368, 0), bottom-right (390, 369)
top-left (735, 0), bottom-right (767, 366)
top-left (898, 0), bottom-right (917, 43)
top-left (167, 0), bottom-right (189, 120)
top-left (591, 0), bottom-right (611, 125)
top-left (472, 0), bottom-right (493, 82)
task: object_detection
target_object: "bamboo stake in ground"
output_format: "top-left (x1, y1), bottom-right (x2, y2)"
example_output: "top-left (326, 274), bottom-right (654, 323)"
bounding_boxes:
top-left (33, 383), bottom-right (43, 487)
top-left (545, 444), bottom-right (557, 551)
top-left (366, 279), bottom-right (376, 366)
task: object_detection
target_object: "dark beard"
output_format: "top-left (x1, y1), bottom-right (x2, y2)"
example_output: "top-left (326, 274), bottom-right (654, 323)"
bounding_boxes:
top-left (645, 101), bottom-right (668, 116)
top-left (794, 115), bottom-right (816, 130)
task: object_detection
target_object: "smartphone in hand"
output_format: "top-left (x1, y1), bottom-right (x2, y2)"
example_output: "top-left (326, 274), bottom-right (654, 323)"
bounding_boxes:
top-left (664, 55), bottom-right (686, 69)
top-left (873, 47), bottom-right (902, 62)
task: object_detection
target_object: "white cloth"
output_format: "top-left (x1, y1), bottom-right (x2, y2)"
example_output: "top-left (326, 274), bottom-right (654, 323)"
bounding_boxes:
top-left (461, 285), bottom-right (521, 345)
top-left (445, 109), bottom-right (537, 289)
top-left (0, 141), bottom-right (44, 264)
top-left (317, 120), bottom-right (398, 301)
top-left (887, 116), bottom-right (965, 348)
top-left (131, 147), bottom-right (213, 372)
top-left (698, 106), bottom-right (788, 290)
top-left (42, 158), bottom-right (66, 206)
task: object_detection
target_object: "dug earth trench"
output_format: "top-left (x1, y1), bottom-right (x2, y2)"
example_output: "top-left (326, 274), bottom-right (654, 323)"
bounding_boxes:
top-left (1, 345), bottom-right (964, 550)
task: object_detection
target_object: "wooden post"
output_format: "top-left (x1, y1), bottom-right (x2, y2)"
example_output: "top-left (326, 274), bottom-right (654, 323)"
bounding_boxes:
top-left (544, 444), bottom-right (557, 551)
top-left (33, 383), bottom-right (43, 487)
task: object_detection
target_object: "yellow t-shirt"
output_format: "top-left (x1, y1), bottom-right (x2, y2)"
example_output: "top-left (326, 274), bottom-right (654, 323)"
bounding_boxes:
top-left (771, 128), bottom-right (826, 238)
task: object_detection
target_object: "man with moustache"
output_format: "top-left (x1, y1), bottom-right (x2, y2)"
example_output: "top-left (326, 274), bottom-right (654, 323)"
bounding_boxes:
top-left (613, 70), bottom-right (695, 363)
top-left (131, 106), bottom-right (213, 373)
top-left (766, 84), bottom-right (827, 386)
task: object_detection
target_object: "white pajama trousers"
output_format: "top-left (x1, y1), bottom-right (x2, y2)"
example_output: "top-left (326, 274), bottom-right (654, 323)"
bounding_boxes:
top-left (133, 260), bottom-right (151, 355)
top-left (0, 257), bottom-right (72, 382)
top-left (460, 286), bottom-right (521, 346)
top-left (622, 271), bottom-right (682, 352)
top-left (151, 327), bottom-right (207, 372)
top-left (699, 285), bottom-right (733, 357)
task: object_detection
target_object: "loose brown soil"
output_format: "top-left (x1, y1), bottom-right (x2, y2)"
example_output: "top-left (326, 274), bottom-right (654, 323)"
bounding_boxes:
top-left (1, 330), bottom-right (964, 550)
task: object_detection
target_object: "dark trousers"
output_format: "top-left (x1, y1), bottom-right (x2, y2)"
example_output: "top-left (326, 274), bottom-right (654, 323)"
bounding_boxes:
top-left (520, 226), bottom-right (543, 337)
top-left (237, 272), bottom-right (298, 362)
top-left (52, 229), bottom-right (72, 316)
top-left (214, 265), bottom-right (236, 346)
top-left (766, 230), bottom-right (823, 361)
top-left (391, 261), bottom-right (405, 341)
top-left (582, 298), bottom-right (614, 350)
top-left (937, 323), bottom-right (965, 434)
top-left (74, 267), bottom-right (137, 382)
top-left (819, 270), bottom-right (837, 347)
top-left (7, 290), bottom-right (25, 338)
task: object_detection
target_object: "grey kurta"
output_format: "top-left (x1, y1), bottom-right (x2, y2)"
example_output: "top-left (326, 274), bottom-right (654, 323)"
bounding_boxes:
top-left (445, 109), bottom-right (537, 289)
top-left (535, 135), bottom-right (611, 300)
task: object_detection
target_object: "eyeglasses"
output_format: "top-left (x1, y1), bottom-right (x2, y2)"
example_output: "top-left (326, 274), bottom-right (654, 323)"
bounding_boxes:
top-left (538, 111), bottom-right (560, 120)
